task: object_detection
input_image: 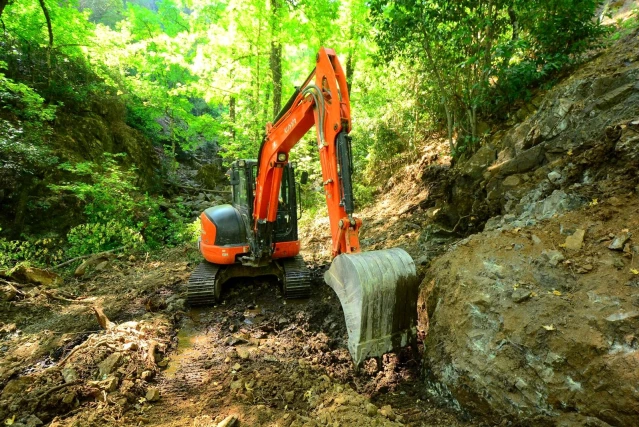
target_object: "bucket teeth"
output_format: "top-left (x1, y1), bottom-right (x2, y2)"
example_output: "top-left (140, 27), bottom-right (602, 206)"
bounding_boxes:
top-left (187, 262), bottom-right (221, 306)
top-left (324, 248), bottom-right (419, 366)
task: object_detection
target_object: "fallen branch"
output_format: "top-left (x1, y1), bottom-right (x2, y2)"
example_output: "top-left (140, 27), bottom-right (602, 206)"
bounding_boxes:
top-left (43, 290), bottom-right (91, 304)
top-left (93, 306), bottom-right (115, 330)
top-left (24, 379), bottom-right (82, 403)
top-left (36, 379), bottom-right (81, 400)
top-left (55, 336), bottom-right (110, 368)
top-left (53, 247), bottom-right (124, 269)
top-left (146, 340), bottom-right (158, 368)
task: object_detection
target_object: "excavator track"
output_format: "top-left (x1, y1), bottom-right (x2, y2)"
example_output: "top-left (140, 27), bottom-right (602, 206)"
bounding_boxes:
top-left (187, 261), bottom-right (221, 306)
top-left (281, 255), bottom-right (311, 299)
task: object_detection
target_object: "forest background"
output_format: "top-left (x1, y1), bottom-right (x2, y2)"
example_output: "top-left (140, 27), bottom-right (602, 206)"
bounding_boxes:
top-left (0, 0), bottom-right (623, 267)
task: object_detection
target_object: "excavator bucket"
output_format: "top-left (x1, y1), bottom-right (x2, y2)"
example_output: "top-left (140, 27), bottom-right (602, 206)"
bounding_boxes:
top-left (324, 247), bottom-right (419, 366)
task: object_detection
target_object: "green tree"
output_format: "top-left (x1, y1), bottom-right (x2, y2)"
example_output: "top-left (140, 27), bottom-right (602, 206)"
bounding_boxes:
top-left (370, 0), bottom-right (605, 158)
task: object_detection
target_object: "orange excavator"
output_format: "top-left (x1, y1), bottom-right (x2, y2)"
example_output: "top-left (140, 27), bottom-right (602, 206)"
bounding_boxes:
top-left (188, 48), bottom-right (419, 366)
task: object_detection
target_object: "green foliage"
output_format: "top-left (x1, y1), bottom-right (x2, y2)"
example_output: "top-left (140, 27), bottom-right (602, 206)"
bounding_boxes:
top-left (0, 61), bottom-right (59, 174)
top-left (50, 153), bottom-right (194, 256)
top-left (0, 233), bottom-right (65, 268)
top-left (65, 221), bottom-right (144, 257)
top-left (370, 0), bottom-right (607, 158)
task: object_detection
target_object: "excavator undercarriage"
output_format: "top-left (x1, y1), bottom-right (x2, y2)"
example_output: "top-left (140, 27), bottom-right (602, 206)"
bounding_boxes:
top-left (188, 255), bottom-right (311, 306)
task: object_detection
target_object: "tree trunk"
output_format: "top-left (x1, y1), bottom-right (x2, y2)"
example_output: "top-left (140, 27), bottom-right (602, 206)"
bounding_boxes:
top-left (229, 95), bottom-right (236, 141)
top-left (0, 0), bottom-right (9, 19)
top-left (345, 50), bottom-right (353, 95)
top-left (38, 0), bottom-right (53, 85)
top-left (270, 42), bottom-right (282, 119)
top-left (444, 100), bottom-right (454, 153)
top-left (269, 0), bottom-right (282, 120)
top-left (345, 21), bottom-right (355, 94)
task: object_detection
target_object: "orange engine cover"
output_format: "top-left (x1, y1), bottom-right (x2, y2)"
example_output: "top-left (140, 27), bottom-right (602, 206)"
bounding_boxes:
top-left (199, 207), bottom-right (300, 265)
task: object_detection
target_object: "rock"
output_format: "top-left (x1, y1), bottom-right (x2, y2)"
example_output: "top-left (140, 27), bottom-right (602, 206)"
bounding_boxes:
top-left (62, 391), bottom-right (77, 404)
top-left (1, 377), bottom-right (31, 400)
top-left (365, 403), bottom-right (378, 417)
top-left (284, 391), bottom-right (295, 403)
top-left (502, 175), bottom-right (521, 187)
top-left (232, 363), bottom-right (242, 371)
top-left (483, 261), bottom-right (505, 279)
top-left (24, 415), bottom-right (43, 427)
top-left (542, 249), bottom-right (565, 267)
top-left (514, 378), bottom-right (528, 390)
top-left (98, 352), bottom-right (122, 377)
top-left (484, 216), bottom-right (503, 231)
top-left (141, 370), bottom-right (154, 381)
top-left (145, 387), bottom-right (160, 402)
top-left (547, 171), bottom-right (562, 183)
top-left (564, 229), bottom-right (585, 250)
top-left (216, 415), bottom-right (237, 427)
top-left (512, 288), bottom-right (531, 303)
top-left (99, 376), bottom-right (119, 392)
top-left (531, 234), bottom-right (542, 245)
top-left (61, 367), bottom-right (79, 383)
top-left (379, 405), bottom-right (396, 421)
top-left (605, 311), bottom-right (639, 322)
top-left (230, 380), bottom-right (243, 390)
top-left (236, 346), bottom-right (252, 360)
top-left (609, 233), bottom-right (631, 250)
top-left (503, 213), bottom-right (517, 223)
top-left (459, 144), bottom-right (497, 179)
top-left (94, 260), bottom-right (109, 271)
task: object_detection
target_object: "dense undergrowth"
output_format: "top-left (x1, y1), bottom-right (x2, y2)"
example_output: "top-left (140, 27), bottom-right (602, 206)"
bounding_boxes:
top-left (0, 152), bottom-right (198, 269)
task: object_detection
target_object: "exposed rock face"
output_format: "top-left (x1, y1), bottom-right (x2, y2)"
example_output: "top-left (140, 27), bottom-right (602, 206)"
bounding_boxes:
top-left (445, 29), bottom-right (639, 230)
top-left (0, 96), bottom-right (161, 237)
top-left (416, 29), bottom-right (639, 425)
top-left (419, 196), bottom-right (639, 425)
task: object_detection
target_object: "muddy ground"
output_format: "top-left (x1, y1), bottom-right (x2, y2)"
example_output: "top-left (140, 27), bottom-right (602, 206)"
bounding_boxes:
top-left (0, 246), bottom-right (471, 426)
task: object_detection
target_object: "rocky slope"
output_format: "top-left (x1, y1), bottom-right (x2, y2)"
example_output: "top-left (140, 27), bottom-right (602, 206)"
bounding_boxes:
top-left (415, 27), bottom-right (639, 425)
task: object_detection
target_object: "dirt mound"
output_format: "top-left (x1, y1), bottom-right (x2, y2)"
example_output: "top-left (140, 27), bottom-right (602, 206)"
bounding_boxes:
top-left (419, 193), bottom-right (639, 425)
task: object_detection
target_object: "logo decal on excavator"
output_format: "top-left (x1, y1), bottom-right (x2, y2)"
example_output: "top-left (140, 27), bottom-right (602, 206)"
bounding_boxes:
top-left (285, 118), bottom-right (297, 134)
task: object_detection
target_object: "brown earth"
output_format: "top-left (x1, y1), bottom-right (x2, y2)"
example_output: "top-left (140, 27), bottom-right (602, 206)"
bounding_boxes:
top-left (0, 247), bottom-right (470, 426)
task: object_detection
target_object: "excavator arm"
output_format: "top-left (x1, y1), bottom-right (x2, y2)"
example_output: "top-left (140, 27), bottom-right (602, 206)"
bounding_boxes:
top-left (249, 48), bottom-right (419, 367)
top-left (249, 47), bottom-right (360, 265)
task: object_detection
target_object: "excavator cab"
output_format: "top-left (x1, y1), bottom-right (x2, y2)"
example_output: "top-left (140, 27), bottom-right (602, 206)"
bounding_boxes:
top-left (229, 160), bottom-right (299, 245)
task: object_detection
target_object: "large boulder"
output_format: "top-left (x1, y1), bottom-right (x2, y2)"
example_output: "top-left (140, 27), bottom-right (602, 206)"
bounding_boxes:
top-left (418, 196), bottom-right (639, 425)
